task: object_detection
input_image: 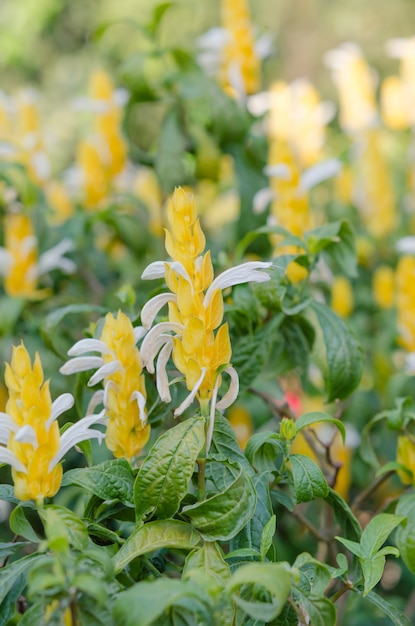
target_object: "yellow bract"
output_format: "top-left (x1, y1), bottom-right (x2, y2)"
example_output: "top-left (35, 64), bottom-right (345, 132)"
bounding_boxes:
top-left (221, 0), bottom-right (260, 96)
top-left (5, 344), bottom-right (62, 502)
top-left (373, 265), bottom-right (395, 309)
top-left (331, 275), bottom-right (354, 319)
top-left (396, 255), bottom-right (415, 351)
top-left (3, 213), bottom-right (41, 298)
top-left (100, 311), bottom-right (150, 459)
top-left (166, 188), bottom-right (231, 402)
top-left (396, 435), bottom-right (415, 486)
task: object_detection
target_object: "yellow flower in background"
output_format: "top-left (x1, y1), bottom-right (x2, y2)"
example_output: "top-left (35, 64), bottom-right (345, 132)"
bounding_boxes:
top-left (140, 187), bottom-right (271, 449)
top-left (45, 181), bottom-right (74, 225)
top-left (331, 275), bottom-right (354, 318)
top-left (381, 75), bottom-right (410, 130)
top-left (373, 265), bottom-right (395, 309)
top-left (266, 79), bottom-right (334, 168)
top-left (76, 139), bottom-right (110, 209)
top-left (60, 311), bottom-right (150, 461)
top-left (325, 43), bottom-right (378, 132)
top-left (385, 37), bottom-right (415, 128)
top-left (396, 255), bottom-right (415, 351)
top-left (396, 435), bottom-right (415, 486)
top-left (134, 167), bottom-right (164, 237)
top-left (355, 129), bottom-right (397, 238)
top-left (227, 404), bottom-right (253, 450)
top-left (0, 344), bottom-right (105, 502)
top-left (220, 0), bottom-right (260, 96)
top-left (0, 212), bottom-right (75, 299)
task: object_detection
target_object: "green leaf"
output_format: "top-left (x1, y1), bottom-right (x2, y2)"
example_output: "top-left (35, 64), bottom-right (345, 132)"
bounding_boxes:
top-left (42, 304), bottom-right (106, 358)
top-left (134, 416), bottom-right (205, 519)
top-left (0, 554), bottom-right (41, 605)
top-left (244, 431), bottom-right (285, 473)
top-left (260, 514), bottom-right (276, 560)
top-left (0, 573), bottom-right (25, 625)
top-left (73, 573), bottom-right (108, 606)
top-left (225, 548), bottom-right (260, 560)
top-left (361, 555), bottom-right (387, 595)
top-left (360, 513), bottom-right (405, 558)
top-left (62, 458), bottom-right (135, 506)
top-left (206, 413), bottom-right (252, 491)
top-left (155, 109), bottom-right (192, 193)
top-left (361, 591), bottom-right (412, 625)
top-left (293, 553), bottom-right (332, 596)
top-left (183, 541), bottom-right (231, 587)
top-left (296, 411), bottom-right (346, 443)
top-left (0, 541), bottom-right (30, 560)
top-left (396, 494), bottom-right (415, 573)
top-left (310, 301), bottom-right (363, 402)
top-left (295, 592), bottom-right (336, 626)
top-left (112, 579), bottom-right (213, 626)
top-left (324, 488), bottom-right (361, 541)
top-left (319, 219), bottom-right (357, 277)
top-left (113, 520), bottom-right (201, 573)
top-left (335, 536), bottom-right (363, 558)
top-left (227, 562), bottom-right (292, 621)
top-left (182, 465), bottom-right (257, 541)
top-left (147, 1), bottom-right (173, 35)
top-left (289, 454), bottom-right (329, 503)
top-left (40, 505), bottom-right (89, 552)
top-left (232, 472), bottom-right (273, 553)
top-left (9, 506), bottom-right (40, 543)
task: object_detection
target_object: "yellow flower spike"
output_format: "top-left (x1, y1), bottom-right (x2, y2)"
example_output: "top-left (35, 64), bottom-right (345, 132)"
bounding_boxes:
top-left (77, 139), bottom-right (110, 209)
top-left (331, 275), bottom-right (354, 319)
top-left (373, 266), bottom-right (395, 309)
top-left (60, 311), bottom-right (150, 461)
top-left (381, 76), bottom-right (410, 130)
top-left (396, 435), bottom-right (415, 486)
top-left (46, 181), bottom-right (74, 225)
top-left (0, 343), bottom-right (105, 503)
top-left (141, 188), bottom-right (271, 450)
top-left (396, 255), bottom-right (415, 352)
top-left (355, 129), bottom-right (397, 238)
top-left (0, 212), bottom-right (75, 299)
top-left (89, 69), bottom-right (114, 101)
top-left (220, 0), bottom-right (260, 96)
top-left (325, 43), bottom-right (377, 132)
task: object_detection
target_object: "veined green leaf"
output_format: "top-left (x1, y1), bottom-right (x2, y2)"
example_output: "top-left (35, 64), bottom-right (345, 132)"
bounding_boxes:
top-left (245, 431), bottom-right (284, 473)
top-left (260, 514), bottom-right (276, 560)
top-left (310, 301), bottom-right (363, 402)
top-left (227, 562), bottom-right (292, 621)
top-left (182, 465), bottom-right (257, 541)
top-left (296, 411), bottom-right (346, 443)
top-left (289, 454), bottom-right (329, 503)
top-left (396, 494), bottom-right (415, 573)
top-left (0, 554), bottom-right (42, 605)
top-left (62, 458), bottom-right (135, 506)
top-left (360, 513), bottom-right (405, 558)
top-left (40, 505), bottom-right (89, 552)
top-left (360, 591), bottom-right (413, 625)
top-left (113, 520), bottom-right (201, 573)
top-left (9, 506), bottom-right (40, 543)
top-left (134, 416), bottom-right (205, 519)
top-left (183, 541), bottom-right (231, 586)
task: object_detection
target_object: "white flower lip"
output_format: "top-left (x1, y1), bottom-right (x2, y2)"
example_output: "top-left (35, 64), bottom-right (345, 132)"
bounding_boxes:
top-left (0, 448), bottom-right (27, 473)
top-left (174, 367), bottom-right (207, 417)
top-left (299, 159), bottom-right (342, 192)
top-left (49, 410), bottom-right (107, 471)
top-left (397, 237), bottom-right (415, 255)
top-left (156, 342), bottom-right (174, 403)
top-left (67, 338), bottom-right (112, 357)
top-left (141, 261), bottom-right (167, 280)
top-left (46, 393), bottom-right (75, 430)
top-left (60, 356), bottom-right (104, 376)
top-left (203, 261), bottom-right (272, 307)
top-left (253, 187), bottom-right (276, 214)
top-left (87, 360), bottom-right (122, 387)
top-left (141, 293), bottom-right (177, 330)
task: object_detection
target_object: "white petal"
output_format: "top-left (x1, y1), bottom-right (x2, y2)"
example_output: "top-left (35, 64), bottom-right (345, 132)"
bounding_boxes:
top-left (15, 425), bottom-right (38, 447)
top-left (141, 261), bottom-right (167, 280)
top-left (46, 393), bottom-right (75, 430)
top-left (0, 413), bottom-right (18, 444)
top-left (385, 38), bottom-right (409, 58)
top-left (299, 159), bottom-right (341, 192)
top-left (397, 237), bottom-right (415, 255)
top-left (140, 323), bottom-right (183, 372)
top-left (253, 187), bottom-right (275, 214)
top-left (0, 448), bottom-right (27, 473)
top-left (0, 248), bottom-right (12, 276)
top-left (49, 411), bottom-right (107, 470)
top-left (37, 239), bottom-right (75, 277)
top-left (405, 352), bottom-right (415, 374)
top-left (113, 88), bottom-right (129, 107)
top-left (216, 366), bottom-right (240, 410)
top-left (31, 151), bottom-right (51, 181)
top-left (68, 338), bottom-right (112, 357)
top-left (197, 27), bottom-right (229, 50)
top-left (87, 360), bottom-right (122, 387)
top-left (134, 326), bottom-right (147, 343)
top-left (246, 91), bottom-right (272, 116)
top-left (255, 33), bottom-right (275, 59)
top-left (86, 390), bottom-right (105, 415)
top-left (60, 356), bottom-right (104, 376)
top-left (204, 262), bottom-right (272, 306)
top-left (170, 261), bottom-right (193, 287)
top-left (344, 423), bottom-right (361, 449)
top-left (174, 368), bottom-right (207, 417)
top-left (156, 342), bottom-right (174, 402)
top-left (130, 391), bottom-right (147, 424)
top-left (227, 61), bottom-right (246, 104)
top-left (141, 293), bottom-right (177, 329)
top-left (206, 376), bottom-right (221, 454)
top-left (264, 163), bottom-right (291, 179)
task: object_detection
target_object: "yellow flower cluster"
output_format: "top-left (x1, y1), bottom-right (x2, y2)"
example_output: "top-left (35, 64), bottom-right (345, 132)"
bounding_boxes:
top-left (382, 37), bottom-right (415, 129)
top-left (4, 345), bottom-right (63, 502)
top-left (220, 0), bottom-right (260, 96)
top-left (396, 255), bottom-right (415, 351)
top-left (100, 312), bottom-right (150, 460)
top-left (331, 275), bottom-right (354, 318)
top-left (77, 70), bottom-right (128, 209)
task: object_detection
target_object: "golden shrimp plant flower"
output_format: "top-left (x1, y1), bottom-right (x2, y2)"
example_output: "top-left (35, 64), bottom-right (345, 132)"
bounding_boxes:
top-left (60, 311), bottom-right (150, 461)
top-left (0, 212), bottom-right (75, 298)
top-left (0, 344), bottom-right (105, 503)
top-left (140, 187), bottom-right (271, 450)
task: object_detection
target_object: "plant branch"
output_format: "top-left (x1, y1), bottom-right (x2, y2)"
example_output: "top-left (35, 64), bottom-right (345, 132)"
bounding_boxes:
top-left (351, 470), bottom-right (394, 512)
